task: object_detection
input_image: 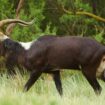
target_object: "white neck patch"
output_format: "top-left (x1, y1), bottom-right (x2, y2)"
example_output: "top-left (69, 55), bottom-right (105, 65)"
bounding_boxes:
top-left (0, 32), bottom-right (34, 50)
top-left (19, 41), bottom-right (34, 50)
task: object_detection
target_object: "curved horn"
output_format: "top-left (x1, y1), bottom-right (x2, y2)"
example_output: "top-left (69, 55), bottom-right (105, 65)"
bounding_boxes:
top-left (0, 19), bottom-right (35, 28)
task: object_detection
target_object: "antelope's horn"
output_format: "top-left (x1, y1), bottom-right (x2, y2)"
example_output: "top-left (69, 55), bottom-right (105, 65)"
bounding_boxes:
top-left (0, 19), bottom-right (35, 28)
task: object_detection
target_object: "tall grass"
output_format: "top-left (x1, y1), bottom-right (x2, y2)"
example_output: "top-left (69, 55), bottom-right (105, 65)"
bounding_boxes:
top-left (0, 71), bottom-right (105, 105)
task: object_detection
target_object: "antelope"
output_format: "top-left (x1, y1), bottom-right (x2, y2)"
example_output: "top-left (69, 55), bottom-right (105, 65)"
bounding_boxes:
top-left (0, 19), bottom-right (105, 96)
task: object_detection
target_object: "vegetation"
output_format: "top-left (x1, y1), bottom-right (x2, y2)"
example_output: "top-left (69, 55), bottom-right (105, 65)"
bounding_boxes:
top-left (0, 0), bottom-right (105, 41)
top-left (0, 71), bottom-right (105, 105)
top-left (0, 0), bottom-right (105, 105)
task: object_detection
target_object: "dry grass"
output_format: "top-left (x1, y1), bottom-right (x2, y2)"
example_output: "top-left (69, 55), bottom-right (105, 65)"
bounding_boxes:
top-left (0, 71), bottom-right (105, 105)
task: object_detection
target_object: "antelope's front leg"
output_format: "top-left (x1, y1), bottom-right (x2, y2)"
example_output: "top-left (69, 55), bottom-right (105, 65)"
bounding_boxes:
top-left (24, 69), bottom-right (43, 91)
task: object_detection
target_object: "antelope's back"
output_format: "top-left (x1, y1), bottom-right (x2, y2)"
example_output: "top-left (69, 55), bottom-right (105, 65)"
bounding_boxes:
top-left (46, 36), bottom-right (103, 68)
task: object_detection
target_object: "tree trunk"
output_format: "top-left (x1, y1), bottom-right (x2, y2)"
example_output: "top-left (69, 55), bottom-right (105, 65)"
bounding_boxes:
top-left (6, 0), bottom-right (24, 36)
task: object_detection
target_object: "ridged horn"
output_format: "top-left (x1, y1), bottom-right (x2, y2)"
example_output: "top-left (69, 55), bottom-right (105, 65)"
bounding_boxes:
top-left (0, 19), bottom-right (35, 28)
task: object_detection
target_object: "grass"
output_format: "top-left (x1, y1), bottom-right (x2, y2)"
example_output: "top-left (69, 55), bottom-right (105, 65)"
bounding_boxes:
top-left (0, 71), bottom-right (105, 105)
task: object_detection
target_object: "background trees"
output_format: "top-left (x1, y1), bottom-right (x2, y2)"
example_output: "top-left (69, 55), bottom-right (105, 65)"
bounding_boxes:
top-left (0, 0), bottom-right (105, 43)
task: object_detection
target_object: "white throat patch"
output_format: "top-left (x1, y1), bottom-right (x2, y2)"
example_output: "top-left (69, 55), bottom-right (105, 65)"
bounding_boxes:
top-left (0, 32), bottom-right (34, 50)
top-left (19, 41), bottom-right (34, 50)
top-left (96, 55), bottom-right (105, 77)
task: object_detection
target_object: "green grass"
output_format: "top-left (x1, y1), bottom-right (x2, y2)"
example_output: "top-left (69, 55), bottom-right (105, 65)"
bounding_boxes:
top-left (0, 71), bottom-right (105, 105)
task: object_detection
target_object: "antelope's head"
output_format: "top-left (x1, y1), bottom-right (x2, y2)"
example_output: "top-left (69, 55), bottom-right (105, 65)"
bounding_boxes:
top-left (0, 18), bottom-right (34, 56)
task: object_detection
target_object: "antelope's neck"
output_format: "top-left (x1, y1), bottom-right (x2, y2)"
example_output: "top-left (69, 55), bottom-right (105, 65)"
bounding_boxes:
top-left (1, 34), bottom-right (34, 50)
top-left (19, 41), bottom-right (34, 50)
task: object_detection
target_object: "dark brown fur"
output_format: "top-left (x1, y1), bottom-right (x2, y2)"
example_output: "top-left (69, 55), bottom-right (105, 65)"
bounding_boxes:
top-left (1, 35), bottom-right (105, 95)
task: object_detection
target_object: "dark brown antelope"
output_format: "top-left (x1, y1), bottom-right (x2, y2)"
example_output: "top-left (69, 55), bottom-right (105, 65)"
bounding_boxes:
top-left (0, 19), bottom-right (105, 95)
top-left (0, 30), bottom-right (105, 95)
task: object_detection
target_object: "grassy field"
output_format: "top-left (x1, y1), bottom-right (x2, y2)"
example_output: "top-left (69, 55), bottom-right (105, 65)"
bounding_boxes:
top-left (0, 71), bottom-right (105, 105)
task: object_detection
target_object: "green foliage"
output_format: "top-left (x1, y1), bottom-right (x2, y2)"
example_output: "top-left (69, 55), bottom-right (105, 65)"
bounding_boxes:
top-left (75, 0), bottom-right (92, 12)
top-left (0, 0), bottom-right (14, 19)
top-left (40, 0), bottom-right (105, 39)
top-left (0, 0), bottom-right (105, 42)
top-left (94, 30), bottom-right (105, 45)
top-left (11, 0), bottom-right (45, 41)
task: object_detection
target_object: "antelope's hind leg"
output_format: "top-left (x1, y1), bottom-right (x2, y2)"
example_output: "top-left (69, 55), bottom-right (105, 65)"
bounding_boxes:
top-left (52, 71), bottom-right (63, 96)
top-left (44, 70), bottom-right (63, 96)
top-left (82, 68), bottom-right (102, 95)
